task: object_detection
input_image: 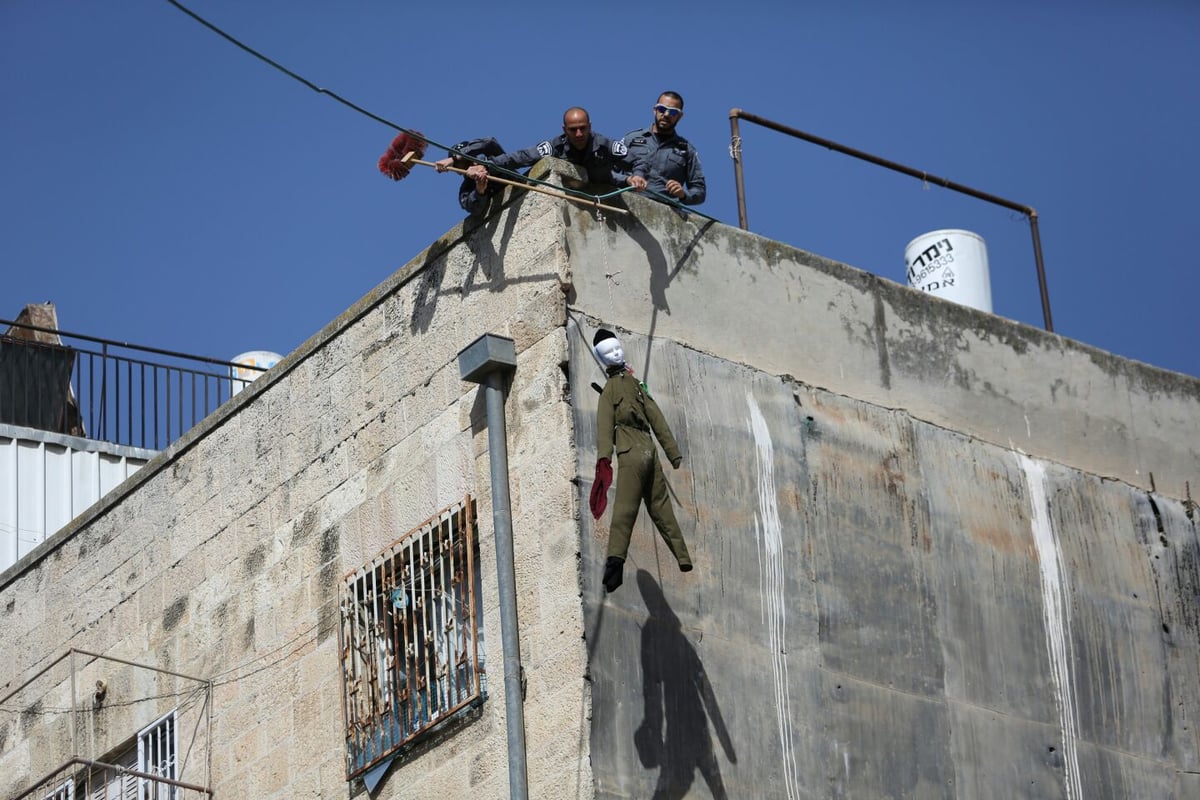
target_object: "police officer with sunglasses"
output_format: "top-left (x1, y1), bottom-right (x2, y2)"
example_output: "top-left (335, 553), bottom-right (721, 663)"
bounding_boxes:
top-left (619, 92), bottom-right (706, 206)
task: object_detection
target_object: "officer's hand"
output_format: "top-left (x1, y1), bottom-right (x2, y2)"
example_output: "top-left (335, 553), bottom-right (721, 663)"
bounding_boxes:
top-left (433, 157), bottom-right (454, 173)
top-left (466, 164), bottom-right (489, 183)
top-left (665, 179), bottom-right (685, 199)
top-left (627, 175), bottom-right (647, 192)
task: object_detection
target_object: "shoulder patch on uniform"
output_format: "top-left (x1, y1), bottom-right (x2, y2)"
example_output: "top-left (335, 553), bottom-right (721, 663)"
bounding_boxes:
top-left (610, 139), bottom-right (628, 156)
top-left (537, 140), bottom-right (553, 157)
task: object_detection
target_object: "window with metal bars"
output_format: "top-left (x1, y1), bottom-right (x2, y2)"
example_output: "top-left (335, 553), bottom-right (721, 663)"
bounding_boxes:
top-left (41, 779), bottom-right (73, 800)
top-left (63, 710), bottom-right (177, 800)
top-left (136, 711), bottom-right (177, 800)
top-left (338, 496), bottom-right (485, 778)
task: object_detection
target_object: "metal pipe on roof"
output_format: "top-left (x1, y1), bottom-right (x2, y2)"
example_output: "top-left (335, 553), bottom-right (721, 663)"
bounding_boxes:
top-left (728, 109), bottom-right (1054, 331)
top-left (729, 111), bottom-right (750, 230)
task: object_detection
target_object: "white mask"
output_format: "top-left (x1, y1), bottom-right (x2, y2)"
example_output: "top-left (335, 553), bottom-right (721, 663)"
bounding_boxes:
top-left (594, 337), bottom-right (625, 368)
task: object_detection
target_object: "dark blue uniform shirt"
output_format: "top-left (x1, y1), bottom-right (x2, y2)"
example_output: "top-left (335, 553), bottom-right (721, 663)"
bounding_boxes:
top-left (620, 127), bottom-right (706, 205)
top-left (448, 137), bottom-right (506, 214)
top-left (487, 132), bottom-right (644, 187)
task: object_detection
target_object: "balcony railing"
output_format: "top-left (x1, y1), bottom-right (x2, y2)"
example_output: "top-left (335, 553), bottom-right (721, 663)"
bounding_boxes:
top-left (12, 757), bottom-right (212, 800)
top-left (1, 319), bottom-right (272, 452)
top-left (1, 649), bottom-right (213, 800)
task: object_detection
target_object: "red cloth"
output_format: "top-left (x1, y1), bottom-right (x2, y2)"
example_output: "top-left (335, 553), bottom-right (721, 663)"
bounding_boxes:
top-left (590, 458), bottom-right (613, 519)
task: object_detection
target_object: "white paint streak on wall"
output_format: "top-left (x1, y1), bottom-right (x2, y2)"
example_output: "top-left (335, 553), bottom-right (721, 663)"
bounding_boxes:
top-left (1020, 454), bottom-right (1083, 800)
top-left (748, 393), bottom-right (802, 799)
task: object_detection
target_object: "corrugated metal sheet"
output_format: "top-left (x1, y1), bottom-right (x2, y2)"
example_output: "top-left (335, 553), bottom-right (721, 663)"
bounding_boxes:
top-left (0, 423), bottom-right (156, 571)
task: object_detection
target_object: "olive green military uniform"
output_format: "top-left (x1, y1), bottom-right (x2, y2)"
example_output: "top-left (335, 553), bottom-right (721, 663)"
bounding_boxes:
top-left (596, 369), bottom-right (692, 567)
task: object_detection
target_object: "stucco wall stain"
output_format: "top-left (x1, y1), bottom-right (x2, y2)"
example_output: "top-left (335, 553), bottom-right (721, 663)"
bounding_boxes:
top-left (242, 544), bottom-right (266, 578)
top-left (969, 522), bottom-right (1033, 556)
top-left (874, 294), bottom-right (892, 390)
top-left (162, 596), bottom-right (188, 632)
top-left (1021, 454), bottom-right (1084, 799)
top-left (319, 526), bottom-right (338, 567)
top-left (20, 700), bottom-right (42, 734)
top-left (746, 391), bottom-right (802, 800)
top-left (316, 526), bottom-right (341, 644)
top-left (889, 324), bottom-right (976, 390)
top-left (291, 506), bottom-right (320, 547)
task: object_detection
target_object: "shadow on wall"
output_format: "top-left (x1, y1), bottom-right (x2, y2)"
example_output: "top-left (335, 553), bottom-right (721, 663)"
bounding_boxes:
top-left (408, 191), bottom-right (555, 335)
top-left (636, 569), bottom-right (737, 800)
top-left (597, 208), bottom-right (716, 380)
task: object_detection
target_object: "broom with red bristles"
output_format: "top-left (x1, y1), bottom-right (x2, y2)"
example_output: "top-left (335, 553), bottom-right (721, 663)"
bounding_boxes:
top-left (377, 132), bottom-right (627, 215)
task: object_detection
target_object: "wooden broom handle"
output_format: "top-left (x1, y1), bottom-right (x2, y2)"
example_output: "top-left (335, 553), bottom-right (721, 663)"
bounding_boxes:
top-left (403, 153), bottom-right (630, 216)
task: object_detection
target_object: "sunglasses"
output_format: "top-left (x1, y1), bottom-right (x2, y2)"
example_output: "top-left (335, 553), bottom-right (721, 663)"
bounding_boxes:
top-left (653, 104), bottom-right (682, 118)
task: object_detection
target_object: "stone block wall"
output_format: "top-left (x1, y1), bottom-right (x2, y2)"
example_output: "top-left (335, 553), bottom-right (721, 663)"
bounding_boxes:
top-left (0, 168), bottom-right (591, 799)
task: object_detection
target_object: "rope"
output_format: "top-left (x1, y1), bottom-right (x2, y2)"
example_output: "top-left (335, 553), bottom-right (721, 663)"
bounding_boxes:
top-left (163, 0), bottom-right (630, 206)
top-left (592, 185), bottom-right (721, 222)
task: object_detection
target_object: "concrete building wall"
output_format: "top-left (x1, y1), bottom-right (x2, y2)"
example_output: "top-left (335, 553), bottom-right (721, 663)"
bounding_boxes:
top-left (565, 190), bottom-right (1200, 798)
top-left (570, 325), bottom-right (1200, 799)
top-left (1, 158), bottom-right (1198, 800)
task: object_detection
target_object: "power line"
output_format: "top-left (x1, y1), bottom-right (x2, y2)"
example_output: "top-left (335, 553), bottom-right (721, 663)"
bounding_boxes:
top-left (164, 0), bottom-right (415, 139)
top-left (163, 0), bottom-right (641, 206)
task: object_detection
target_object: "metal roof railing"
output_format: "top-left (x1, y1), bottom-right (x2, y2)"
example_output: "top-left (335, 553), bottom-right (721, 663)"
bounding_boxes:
top-left (0, 318), bottom-right (271, 451)
top-left (728, 108), bottom-right (1053, 331)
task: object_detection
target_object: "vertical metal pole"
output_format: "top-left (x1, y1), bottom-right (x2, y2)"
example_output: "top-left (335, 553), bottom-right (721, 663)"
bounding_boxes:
top-left (729, 110), bottom-right (749, 230)
top-left (483, 369), bottom-right (529, 800)
top-left (1028, 212), bottom-right (1054, 332)
top-left (205, 680), bottom-right (213, 794)
top-left (458, 334), bottom-right (525, 800)
top-left (69, 649), bottom-right (78, 758)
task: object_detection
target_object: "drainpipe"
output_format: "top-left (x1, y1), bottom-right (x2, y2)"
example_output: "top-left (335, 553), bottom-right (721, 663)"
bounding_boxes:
top-left (458, 334), bottom-right (528, 800)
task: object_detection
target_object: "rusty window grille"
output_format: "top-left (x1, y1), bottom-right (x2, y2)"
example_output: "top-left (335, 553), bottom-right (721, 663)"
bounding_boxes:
top-left (338, 496), bottom-right (485, 779)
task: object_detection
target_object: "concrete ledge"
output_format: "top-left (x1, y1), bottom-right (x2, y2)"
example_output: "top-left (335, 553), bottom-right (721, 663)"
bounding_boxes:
top-left (0, 423), bottom-right (158, 461)
top-left (564, 190), bottom-right (1200, 500)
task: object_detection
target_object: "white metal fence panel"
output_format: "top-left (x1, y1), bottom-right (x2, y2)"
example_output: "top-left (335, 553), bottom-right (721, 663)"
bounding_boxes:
top-left (0, 424), bottom-right (155, 572)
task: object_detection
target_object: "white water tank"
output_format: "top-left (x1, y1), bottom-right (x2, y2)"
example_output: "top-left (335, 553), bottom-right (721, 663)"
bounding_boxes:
top-left (230, 350), bottom-right (283, 395)
top-left (904, 229), bottom-right (993, 313)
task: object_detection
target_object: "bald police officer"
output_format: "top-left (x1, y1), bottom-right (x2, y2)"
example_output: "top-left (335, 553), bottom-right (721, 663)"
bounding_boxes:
top-left (467, 107), bottom-right (647, 192)
top-left (620, 91), bottom-right (706, 205)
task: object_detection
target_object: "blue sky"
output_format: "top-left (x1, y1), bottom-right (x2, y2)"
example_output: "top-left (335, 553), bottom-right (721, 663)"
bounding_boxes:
top-left (4, 1), bottom-right (1198, 379)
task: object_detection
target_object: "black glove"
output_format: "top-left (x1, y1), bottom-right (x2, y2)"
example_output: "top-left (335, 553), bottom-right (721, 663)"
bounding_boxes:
top-left (603, 556), bottom-right (625, 593)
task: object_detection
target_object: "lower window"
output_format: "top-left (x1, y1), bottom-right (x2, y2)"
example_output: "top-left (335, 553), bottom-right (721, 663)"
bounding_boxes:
top-left (69, 710), bottom-right (177, 799)
top-left (338, 496), bottom-right (485, 778)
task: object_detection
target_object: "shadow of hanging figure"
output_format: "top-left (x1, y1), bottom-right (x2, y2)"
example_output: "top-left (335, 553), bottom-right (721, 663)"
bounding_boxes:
top-left (635, 570), bottom-right (737, 799)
